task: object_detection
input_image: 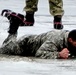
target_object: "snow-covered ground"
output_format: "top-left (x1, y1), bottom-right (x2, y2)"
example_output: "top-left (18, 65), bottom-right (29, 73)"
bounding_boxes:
top-left (0, 0), bottom-right (76, 75)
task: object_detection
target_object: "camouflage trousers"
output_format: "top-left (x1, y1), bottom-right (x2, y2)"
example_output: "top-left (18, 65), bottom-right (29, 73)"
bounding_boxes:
top-left (24, 0), bottom-right (64, 16)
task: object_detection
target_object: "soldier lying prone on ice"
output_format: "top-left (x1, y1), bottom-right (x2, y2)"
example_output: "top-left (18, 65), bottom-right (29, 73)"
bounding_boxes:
top-left (0, 30), bottom-right (76, 59)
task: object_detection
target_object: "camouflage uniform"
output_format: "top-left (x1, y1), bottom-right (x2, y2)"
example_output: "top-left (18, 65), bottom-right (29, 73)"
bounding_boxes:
top-left (24, 0), bottom-right (64, 16)
top-left (0, 30), bottom-right (69, 59)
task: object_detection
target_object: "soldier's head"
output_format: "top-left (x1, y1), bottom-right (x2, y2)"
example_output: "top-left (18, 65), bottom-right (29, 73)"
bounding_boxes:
top-left (68, 30), bottom-right (76, 47)
top-left (68, 30), bottom-right (76, 56)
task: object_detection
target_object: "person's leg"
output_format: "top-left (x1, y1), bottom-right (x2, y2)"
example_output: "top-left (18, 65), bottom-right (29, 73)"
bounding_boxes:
top-left (2, 16), bottom-right (20, 44)
top-left (23, 0), bottom-right (38, 26)
top-left (49, 0), bottom-right (64, 29)
top-left (0, 35), bottom-right (36, 56)
top-left (1, 9), bottom-right (22, 44)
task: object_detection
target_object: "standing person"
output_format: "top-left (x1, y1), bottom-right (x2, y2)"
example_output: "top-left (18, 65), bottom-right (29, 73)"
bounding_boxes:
top-left (1, 29), bottom-right (76, 59)
top-left (24, 0), bottom-right (64, 29)
top-left (1, 0), bottom-right (64, 29)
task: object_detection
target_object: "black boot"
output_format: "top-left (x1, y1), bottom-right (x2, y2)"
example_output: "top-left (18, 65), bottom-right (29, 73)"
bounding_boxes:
top-left (1, 9), bottom-right (34, 26)
top-left (54, 15), bottom-right (63, 29)
top-left (17, 12), bottom-right (34, 26)
top-left (24, 12), bottom-right (34, 26)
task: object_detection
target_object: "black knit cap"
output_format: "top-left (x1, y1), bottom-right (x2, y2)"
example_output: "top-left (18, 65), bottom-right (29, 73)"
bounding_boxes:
top-left (68, 29), bottom-right (76, 41)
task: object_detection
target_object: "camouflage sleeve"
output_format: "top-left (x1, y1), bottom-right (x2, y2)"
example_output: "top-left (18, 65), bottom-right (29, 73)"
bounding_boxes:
top-left (35, 40), bottom-right (59, 59)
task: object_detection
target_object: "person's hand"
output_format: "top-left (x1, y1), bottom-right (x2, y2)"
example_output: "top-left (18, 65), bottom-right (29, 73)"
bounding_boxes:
top-left (59, 48), bottom-right (69, 59)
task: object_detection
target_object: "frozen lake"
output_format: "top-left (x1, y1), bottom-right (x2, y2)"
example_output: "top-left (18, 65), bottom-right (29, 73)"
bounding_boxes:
top-left (0, 0), bottom-right (76, 75)
top-left (0, 55), bottom-right (76, 75)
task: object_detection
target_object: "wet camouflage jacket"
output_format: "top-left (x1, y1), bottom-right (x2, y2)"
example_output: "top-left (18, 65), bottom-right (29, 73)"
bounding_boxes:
top-left (0, 30), bottom-right (69, 59)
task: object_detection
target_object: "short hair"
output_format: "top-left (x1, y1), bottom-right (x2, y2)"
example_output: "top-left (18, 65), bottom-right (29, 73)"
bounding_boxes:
top-left (68, 30), bottom-right (76, 41)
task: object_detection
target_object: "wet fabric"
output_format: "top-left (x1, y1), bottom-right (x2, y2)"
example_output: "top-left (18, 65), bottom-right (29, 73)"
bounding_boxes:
top-left (0, 30), bottom-right (69, 59)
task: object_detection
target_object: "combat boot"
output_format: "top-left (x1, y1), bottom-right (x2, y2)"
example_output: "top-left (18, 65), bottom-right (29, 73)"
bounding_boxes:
top-left (1, 9), bottom-right (34, 26)
top-left (54, 15), bottom-right (63, 29)
top-left (24, 12), bottom-right (34, 26)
